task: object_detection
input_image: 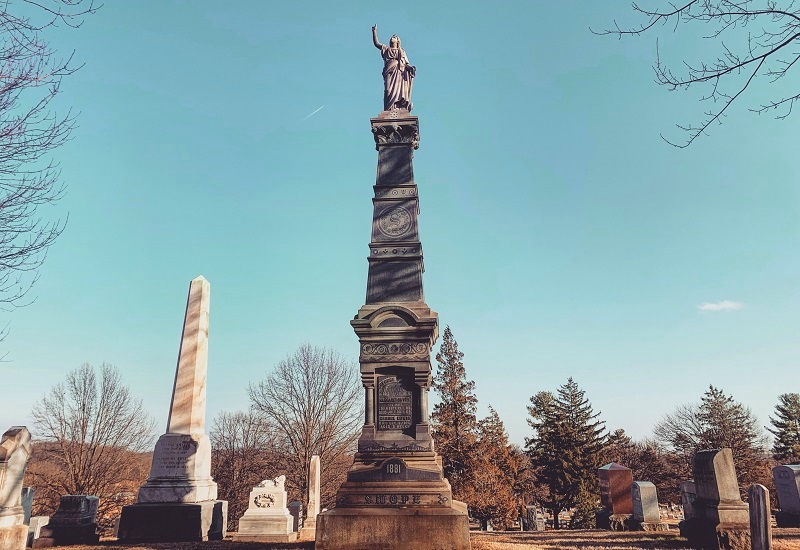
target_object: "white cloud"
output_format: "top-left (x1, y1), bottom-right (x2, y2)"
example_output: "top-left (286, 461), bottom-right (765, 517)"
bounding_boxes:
top-left (697, 300), bottom-right (744, 312)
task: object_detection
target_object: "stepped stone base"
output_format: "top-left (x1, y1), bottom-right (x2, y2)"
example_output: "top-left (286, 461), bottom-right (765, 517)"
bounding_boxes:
top-left (315, 501), bottom-right (470, 550)
top-left (596, 509), bottom-right (633, 531)
top-left (0, 525), bottom-right (27, 550)
top-left (629, 520), bottom-right (670, 531)
top-left (117, 501), bottom-right (227, 542)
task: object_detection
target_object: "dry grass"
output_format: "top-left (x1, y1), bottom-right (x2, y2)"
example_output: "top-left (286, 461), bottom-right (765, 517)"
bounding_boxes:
top-left (42, 528), bottom-right (800, 549)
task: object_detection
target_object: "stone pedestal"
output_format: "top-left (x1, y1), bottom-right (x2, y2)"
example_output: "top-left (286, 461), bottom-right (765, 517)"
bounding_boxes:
top-left (748, 484), bottom-right (772, 550)
top-left (0, 426), bottom-right (32, 550)
top-left (315, 112), bottom-right (470, 549)
top-left (118, 277), bottom-right (226, 542)
top-left (33, 496), bottom-right (99, 547)
top-left (234, 476), bottom-right (297, 543)
top-left (679, 449), bottom-right (750, 550)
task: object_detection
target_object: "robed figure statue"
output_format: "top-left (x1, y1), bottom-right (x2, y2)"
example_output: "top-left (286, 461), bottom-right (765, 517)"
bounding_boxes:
top-left (372, 25), bottom-right (416, 111)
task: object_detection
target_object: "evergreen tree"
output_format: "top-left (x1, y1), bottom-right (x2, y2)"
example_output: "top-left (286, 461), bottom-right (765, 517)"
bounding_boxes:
top-left (431, 325), bottom-right (478, 497)
top-left (768, 393), bottom-right (800, 464)
top-left (525, 378), bottom-right (606, 529)
top-left (654, 385), bottom-right (769, 489)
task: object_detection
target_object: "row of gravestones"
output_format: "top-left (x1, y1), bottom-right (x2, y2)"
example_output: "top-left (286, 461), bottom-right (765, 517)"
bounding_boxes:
top-left (598, 448), bottom-right (800, 550)
top-left (0, 423), bottom-right (323, 548)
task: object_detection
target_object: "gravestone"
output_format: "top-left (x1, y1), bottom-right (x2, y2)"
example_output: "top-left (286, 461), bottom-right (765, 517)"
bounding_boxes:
top-left (772, 464), bottom-right (800, 527)
top-left (0, 426), bottom-right (32, 550)
top-left (27, 517), bottom-right (49, 547)
top-left (33, 495), bottom-right (99, 547)
top-left (681, 480), bottom-right (697, 520)
top-left (20, 488), bottom-right (33, 525)
top-left (631, 481), bottom-right (669, 531)
top-left (298, 455), bottom-right (320, 541)
top-left (524, 506), bottom-right (545, 531)
top-left (748, 484), bottom-right (772, 550)
top-left (596, 463), bottom-right (633, 530)
top-left (679, 448), bottom-right (749, 550)
top-left (118, 276), bottom-right (227, 542)
top-left (288, 501), bottom-right (302, 532)
top-left (234, 475), bottom-right (296, 542)
top-left (314, 34), bottom-right (470, 549)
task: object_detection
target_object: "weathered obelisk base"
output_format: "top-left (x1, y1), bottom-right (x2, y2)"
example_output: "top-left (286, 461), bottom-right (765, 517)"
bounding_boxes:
top-left (315, 111), bottom-right (470, 549)
top-left (118, 276), bottom-right (227, 542)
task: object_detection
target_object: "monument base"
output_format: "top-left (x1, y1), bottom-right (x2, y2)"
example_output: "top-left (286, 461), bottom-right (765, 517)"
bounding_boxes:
top-left (776, 510), bottom-right (800, 527)
top-left (315, 502), bottom-right (471, 550)
top-left (233, 533), bottom-right (298, 543)
top-left (679, 518), bottom-right (751, 550)
top-left (33, 524), bottom-right (98, 548)
top-left (298, 523), bottom-right (316, 541)
top-left (628, 520), bottom-right (670, 531)
top-left (0, 525), bottom-right (28, 550)
top-left (596, 509), bottom-right (633, 531)
top-left (117, 501), bottom-right (227, 542)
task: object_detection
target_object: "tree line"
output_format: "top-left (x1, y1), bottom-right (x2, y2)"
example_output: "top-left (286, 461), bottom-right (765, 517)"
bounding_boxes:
top-left (22, 332), bottom-right (800, 532)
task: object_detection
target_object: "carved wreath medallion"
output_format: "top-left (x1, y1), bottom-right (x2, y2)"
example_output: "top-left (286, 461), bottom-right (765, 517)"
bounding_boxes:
top-left (254, 493), bottom-right (275, 508)
top-left (378, 206), bottom-right (412, 237)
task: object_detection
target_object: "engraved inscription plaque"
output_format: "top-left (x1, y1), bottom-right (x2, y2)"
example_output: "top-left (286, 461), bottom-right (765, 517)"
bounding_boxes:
top-left (377, 375), bottom-right (413, 430)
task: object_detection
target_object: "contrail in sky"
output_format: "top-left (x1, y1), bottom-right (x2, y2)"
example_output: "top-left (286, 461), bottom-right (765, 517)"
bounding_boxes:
top-left (302, 105), bottom-right (325, 121)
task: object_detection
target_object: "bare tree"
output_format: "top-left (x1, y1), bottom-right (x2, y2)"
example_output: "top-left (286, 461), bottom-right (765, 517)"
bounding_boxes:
top-left (27, 363), bottom-right (155, 532)
top-left (0, 0), bottom-right (99, 309)
top-left (597, 1), bottom-right (800, 147)
top-left (210, 409), bottom-right (281, 530)
top-left (247, 344), bottom-right (362, 509)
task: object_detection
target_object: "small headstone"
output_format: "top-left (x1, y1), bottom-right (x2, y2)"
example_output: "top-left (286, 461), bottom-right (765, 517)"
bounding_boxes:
top-left (288, 500), bottom-right (302, 532)
top-left (748, 484), bottom-right (772, 550)
top-left (773, 464), bottom-right (800, 527)
top-left (20, 487), bottom-right (34, 525)
top-left (234, 475), bottom-right (297, 542)
top-left (0, 426), bottom-right (33, 550)
top-left (679, 448), bottom-right (750, 550)
top-left (632, 481), bottom-right (660, 523)
top-left (680, 480), bottom-right (697, 520)
top-left (33, 495), bottom-right (99, 547)
top-left (298, 455), bottom-right (320, 541)
top-left (596, 463), bottom-right (633, 530)
top-left (26, 516), bottom-right (49, 547)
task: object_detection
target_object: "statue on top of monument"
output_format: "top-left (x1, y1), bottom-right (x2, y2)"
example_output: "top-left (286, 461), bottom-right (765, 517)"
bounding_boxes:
top-left (372, 24), bottom-right (416, 112)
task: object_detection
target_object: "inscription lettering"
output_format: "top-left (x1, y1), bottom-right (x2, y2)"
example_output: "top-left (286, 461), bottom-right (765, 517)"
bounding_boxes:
top-left (377, 375), bottom-right (413, 430)
top-left (357, 494), bottom-right (430, 506)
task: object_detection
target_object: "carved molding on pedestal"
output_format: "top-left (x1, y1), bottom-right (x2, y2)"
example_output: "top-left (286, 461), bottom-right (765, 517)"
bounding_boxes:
top-left (371, 122), bottom-right (419, 150)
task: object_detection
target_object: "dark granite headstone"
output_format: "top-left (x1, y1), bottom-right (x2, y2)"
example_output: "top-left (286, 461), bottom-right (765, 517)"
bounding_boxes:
top-left (773, 464), bottom-right (800, 527)
top-left (33, 495), bottom-right (99, 547)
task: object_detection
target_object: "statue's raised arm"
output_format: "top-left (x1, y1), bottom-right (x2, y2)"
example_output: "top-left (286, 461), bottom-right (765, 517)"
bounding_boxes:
top-left (372, 25), bottom-right (415, 112)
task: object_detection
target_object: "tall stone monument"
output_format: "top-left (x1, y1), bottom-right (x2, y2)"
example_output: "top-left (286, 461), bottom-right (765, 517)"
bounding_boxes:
top-left (298, 455), bottom-right (320, 541)
top-left (314, 26), bottom-right (470, 550)
top-left (0, 426), bottom-right (32, 550)
top-left (679, 448), bottom-right (749, 550)
top-left (118, 276), bottom-right (227, 542)
top-left (596, 463), bottom-right (633, 530)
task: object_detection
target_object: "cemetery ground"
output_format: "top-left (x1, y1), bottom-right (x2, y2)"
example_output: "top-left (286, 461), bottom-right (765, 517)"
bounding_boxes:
top-left (37, 528), bottom-right (800, 550)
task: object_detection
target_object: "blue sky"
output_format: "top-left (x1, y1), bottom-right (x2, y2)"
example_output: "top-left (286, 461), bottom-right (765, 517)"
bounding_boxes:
top-left (1, 1), bottom-right (798, 447)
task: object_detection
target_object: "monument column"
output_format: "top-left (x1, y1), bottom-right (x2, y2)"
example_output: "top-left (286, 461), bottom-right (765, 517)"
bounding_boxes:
top-left (315, 25), bottom-right (470, 550)
top-left (118, 276), bottom-right (227, 542)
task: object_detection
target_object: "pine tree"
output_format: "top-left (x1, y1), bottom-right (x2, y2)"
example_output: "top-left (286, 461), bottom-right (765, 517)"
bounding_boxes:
top-left (525, 378), bottom-right (606, 529)
top-left (431, 325), bottom-right (478, 497)
top-left (768, 393), bottom-right (800, 464)
top-left (654, 385), bottom-right (769, 490)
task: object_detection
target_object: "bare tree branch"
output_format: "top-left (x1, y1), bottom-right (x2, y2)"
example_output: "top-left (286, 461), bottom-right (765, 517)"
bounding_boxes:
top-left (596, 1), bottom-right (800, 146)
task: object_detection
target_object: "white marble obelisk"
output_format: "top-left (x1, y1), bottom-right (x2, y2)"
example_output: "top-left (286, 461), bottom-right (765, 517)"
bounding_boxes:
top-left (118, 276), bottom-right (227, 542)
top-left (299, 455), bottom-right (320, 541)
top-left (138, 276), bottom-right (217, 503)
